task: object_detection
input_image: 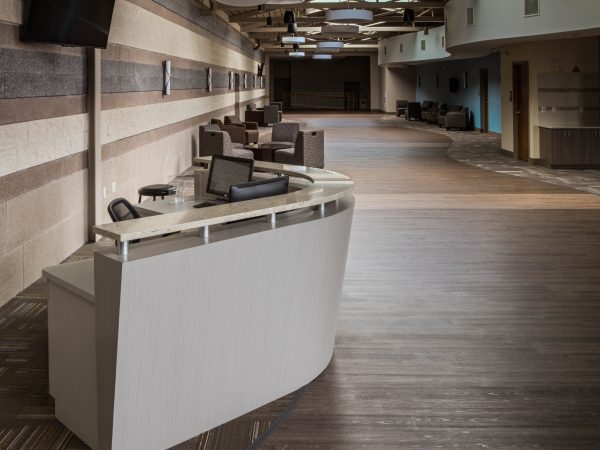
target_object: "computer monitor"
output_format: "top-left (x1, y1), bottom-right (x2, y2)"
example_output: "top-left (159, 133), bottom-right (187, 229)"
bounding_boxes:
top-left (206, 155), bottom-right (254, 198)
top-left (229, 176), bottom-right (289, 203)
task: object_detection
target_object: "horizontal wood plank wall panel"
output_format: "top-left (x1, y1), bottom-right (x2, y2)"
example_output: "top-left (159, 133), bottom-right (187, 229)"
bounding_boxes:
top-left (0, 96), bottom-right (87, 125)
top-left (101, 90), bottom-right (265, 145)
top-left (108, 1), bottom-right (260, 72)
top-left (131, 0), bottom-right (262, 61)
top-left (0, 0), bottom-right (23, 25)
top-left (101, 95), bottom-right (268, 160)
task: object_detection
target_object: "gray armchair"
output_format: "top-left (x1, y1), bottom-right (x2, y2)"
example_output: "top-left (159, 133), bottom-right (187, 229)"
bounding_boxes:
top-left (199, 130), bottom-right (254, 160)
top-left (396, 100), bottom-right (408, 118)
top-left (274, 130), bottom-right (324, 168)
top-left (244, 103), bottom-right (281, 126)
top-left (210, 118), bottom-right (257, 145)
top-left (445, 106), bottom-right (469, 130)
top-left (438, 105), bottom-right (462, 128)
top-left (268, 122), bottom-right (300, 148)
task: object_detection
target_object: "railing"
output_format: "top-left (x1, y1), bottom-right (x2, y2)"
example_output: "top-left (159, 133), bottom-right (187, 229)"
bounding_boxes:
top-left (282, 92), bottom-right (356, 110)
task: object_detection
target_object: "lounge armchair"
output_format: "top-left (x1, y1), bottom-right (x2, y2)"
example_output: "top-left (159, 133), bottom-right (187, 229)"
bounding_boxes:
top-left (407, 102), bottom-right (422, 121)
top-left (274, 130), bottom-right (325, 169)
top-left (210, 118), bottom-right (257, 145)
top-left (267, 122), bottom-right (300, 148)
top-left (445, 106), bottom-right (469, 130)
top-left (438, 105), bottom-right (462, 128)
top-left (244, 103), bottom-right (280, 126)
top-left (224, 115), bottom-right (260, 143)
top-left (422, 103), bottom-right (446, 124)
top-left (396, 100), bottom-right (408, 118)
top-left (199, 130), bottom-right (254, 160)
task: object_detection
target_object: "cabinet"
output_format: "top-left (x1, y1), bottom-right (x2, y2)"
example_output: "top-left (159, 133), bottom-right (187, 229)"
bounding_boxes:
top-left (539, 127), bottom-right (600, 169)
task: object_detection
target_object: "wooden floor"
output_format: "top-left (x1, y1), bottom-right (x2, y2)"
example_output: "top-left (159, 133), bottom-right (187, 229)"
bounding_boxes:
top-left (256, 114), bottom-right (600, 449)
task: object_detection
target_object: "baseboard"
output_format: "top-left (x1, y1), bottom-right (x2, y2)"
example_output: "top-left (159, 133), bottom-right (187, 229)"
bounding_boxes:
top-left (529, 158), bottom-right (543, 166)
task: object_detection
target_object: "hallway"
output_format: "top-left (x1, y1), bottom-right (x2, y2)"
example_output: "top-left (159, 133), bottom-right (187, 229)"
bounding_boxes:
top-left (257, 114), bottom-right (600, 449)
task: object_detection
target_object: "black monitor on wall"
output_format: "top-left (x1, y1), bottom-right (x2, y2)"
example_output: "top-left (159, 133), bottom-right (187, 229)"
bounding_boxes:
top-left (449, 77), bottom-right (460, 93)
top-left (21, 0), bottom-right (116, 48)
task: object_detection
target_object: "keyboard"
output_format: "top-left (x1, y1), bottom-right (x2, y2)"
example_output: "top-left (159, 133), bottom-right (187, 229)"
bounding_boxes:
top-left (193, 199), bottom-right (227, 208)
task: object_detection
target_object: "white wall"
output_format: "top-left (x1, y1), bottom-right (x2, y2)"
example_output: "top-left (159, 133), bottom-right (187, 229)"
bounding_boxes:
top-left (446, 0), bottom-right (600, 56)
top-left (379, 66), bottom-right (417, 113)
top-left (379, 26), bottom-right (449, 66)
top-left (500, 37), bottom-right (599, 158)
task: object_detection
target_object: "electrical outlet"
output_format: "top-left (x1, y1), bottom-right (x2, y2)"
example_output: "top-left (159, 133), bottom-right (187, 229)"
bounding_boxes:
top-left (102, 187), bottom-right (107, 199)
top-left (112, 181), bottom-right (116, 193)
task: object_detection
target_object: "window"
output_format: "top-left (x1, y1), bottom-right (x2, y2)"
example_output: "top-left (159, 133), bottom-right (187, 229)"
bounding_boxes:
top-left (400, 43), bottom-right (404, 53)
top-left (421, 40), bottom-right (426, 51)
top-left (466, 6), bottom-right (474, 26)
top-left (524, 0), bottom-right (539, 16)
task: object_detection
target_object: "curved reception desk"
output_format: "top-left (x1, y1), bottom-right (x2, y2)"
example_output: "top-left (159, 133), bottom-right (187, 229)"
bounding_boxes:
top-left (43, 159), bottom-right (354, 450)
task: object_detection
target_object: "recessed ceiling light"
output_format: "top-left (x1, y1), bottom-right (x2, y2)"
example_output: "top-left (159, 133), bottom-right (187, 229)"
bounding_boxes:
top-left (289, 51), bottom-right (305, 57)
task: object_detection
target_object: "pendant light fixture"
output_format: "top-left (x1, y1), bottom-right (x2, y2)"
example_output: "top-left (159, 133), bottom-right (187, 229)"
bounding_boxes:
top-left (287, 22), bottom-right (297, 33)
top-left (289, 51), bottom-right (305, 57)
top-left (283, 10), bottom-right (295, 24)
top-left (218, 0), bottom-right (302, 5)
top-left (313, 54), bottom-right (333, 60)
top-left (266, 14), bottom-right (273, 26)
top-left (281, 36), bottom-right (306, 44)
top-left (317, 41), bottom-right (344, 49)
top-left (325, 8), bottom-right (373, 23)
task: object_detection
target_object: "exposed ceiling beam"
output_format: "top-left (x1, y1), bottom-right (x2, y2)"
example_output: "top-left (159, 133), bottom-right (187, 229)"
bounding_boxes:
top-left (246, 25), bottom-right (422, 33)
top-left (227, 1), bottom-right (445, 21)
top-left (232, 15), bottom-right (444, 23)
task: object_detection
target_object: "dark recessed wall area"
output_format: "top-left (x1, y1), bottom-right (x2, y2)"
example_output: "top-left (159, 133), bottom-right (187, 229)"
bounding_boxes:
top-left (271, 56), bottom-right (371, 109)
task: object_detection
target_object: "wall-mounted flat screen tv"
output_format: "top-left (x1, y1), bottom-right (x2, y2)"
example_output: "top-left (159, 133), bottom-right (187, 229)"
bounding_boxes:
top-left (21, 0), bottom-right (116, 48)
top-left (449, 77), bottom-right (459, 93)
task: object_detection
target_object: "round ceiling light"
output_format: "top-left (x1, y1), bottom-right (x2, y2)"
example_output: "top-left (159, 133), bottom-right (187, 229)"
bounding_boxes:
top-left (325, 8), bottom-right (373, 23)
top-left (316, 41), bottom-right (344, 49)
top-left (281, 36), bottom-right (306, 44)
top-left (313, 54), bottom-right (333, 60)
top-left (289, 51), bottom-right (305, 57)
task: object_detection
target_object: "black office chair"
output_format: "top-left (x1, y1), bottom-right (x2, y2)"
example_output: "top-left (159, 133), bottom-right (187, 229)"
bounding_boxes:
top-left (107, 198), bottom-right (141, 222)
top-left (107, 198), bottom-right (141, 245)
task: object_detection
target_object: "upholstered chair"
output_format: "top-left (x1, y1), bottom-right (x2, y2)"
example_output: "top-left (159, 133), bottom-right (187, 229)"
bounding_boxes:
top-left (445, 107), bottom-right (470, 130)
top-left (200, 130), bottom-right (254, 160)
top-left (274, 130), bottom-right (324, 168)
top-left (396, 100), bottom-right (408, 118)
top-left (210, 118), bottom-right (257, 145)
top-left (438, 105), bottom-right (462, 127)
top-left (268, 122), bottom-right (300, 148)
top-left (263, 105), bottom-right (281, 125)
top-left (224, 115), bottom-right (260, 143)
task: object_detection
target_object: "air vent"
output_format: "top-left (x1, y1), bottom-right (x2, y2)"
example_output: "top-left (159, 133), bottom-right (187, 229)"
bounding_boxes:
top-left (421, 40), bottom-right (426, 51)
top-left (466, 6), bottom-right (474, 26)
top-left (525, 0), bottom-right (539, 16)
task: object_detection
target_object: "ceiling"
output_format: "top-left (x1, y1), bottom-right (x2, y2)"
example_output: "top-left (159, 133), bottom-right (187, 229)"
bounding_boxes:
top-left (217, 0), bottom-right (448, 56)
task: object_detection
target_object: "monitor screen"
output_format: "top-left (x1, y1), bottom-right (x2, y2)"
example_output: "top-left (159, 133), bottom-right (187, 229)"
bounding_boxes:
top-left (207, 155), bottom-right (254, 197)
top-left (21, 0), bottom-right (116, 48)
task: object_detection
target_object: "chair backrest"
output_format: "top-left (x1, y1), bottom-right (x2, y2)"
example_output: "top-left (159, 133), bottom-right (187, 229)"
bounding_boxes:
top-left (246, 103), bottom-right (257, 111)
top-left (272, 122), bottom-right (300, 143)
top-left (269, 102), bottom-right (283, 112)
top-left (200, 124), bottom-right (220, 133)
top-left (422, 101), bottom-right (433, 109)
top-left (448, 105), bottom-right (462, 112)
top-left (210, 118), bottom-right (224, 129)
top-left (263, 105), bottom-right (280, 124)
top-left (200, 130), bottom-right (227, 157)
top-left (396, 100), bottom-right (408, 108)
top-left (225, 115), bottom-right (243, 125)
top-left (295, 129), bottom-right (324, 169)
top-left (107, 198), bottom-right (141, 223)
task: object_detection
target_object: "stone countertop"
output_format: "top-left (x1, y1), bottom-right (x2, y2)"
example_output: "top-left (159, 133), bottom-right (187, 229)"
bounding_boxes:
top-left (93, 158), bottom-right (354, 243)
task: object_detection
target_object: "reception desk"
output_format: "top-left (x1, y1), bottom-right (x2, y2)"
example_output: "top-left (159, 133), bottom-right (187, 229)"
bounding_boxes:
top-left (43, 159), bottom-right (354, 450)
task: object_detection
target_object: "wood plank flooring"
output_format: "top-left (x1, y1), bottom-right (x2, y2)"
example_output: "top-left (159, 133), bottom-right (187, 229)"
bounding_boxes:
top-left (256, 114), bottom-right (600, 449)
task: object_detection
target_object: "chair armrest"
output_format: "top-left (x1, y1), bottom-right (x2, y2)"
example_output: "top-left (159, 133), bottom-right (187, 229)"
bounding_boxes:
top-left (243, 121), bottom-right (259, 130)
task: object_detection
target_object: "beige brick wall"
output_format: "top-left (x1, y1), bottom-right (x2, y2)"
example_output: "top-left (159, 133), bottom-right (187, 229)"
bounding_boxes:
top-left (0, 169), bottom-right (87, 306)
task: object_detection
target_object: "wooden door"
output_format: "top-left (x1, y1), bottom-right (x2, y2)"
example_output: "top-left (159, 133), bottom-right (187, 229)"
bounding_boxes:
top-left (513, 62), bottom-right (530, 162)
top-left (479, 68), bottom-right (489, 133)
